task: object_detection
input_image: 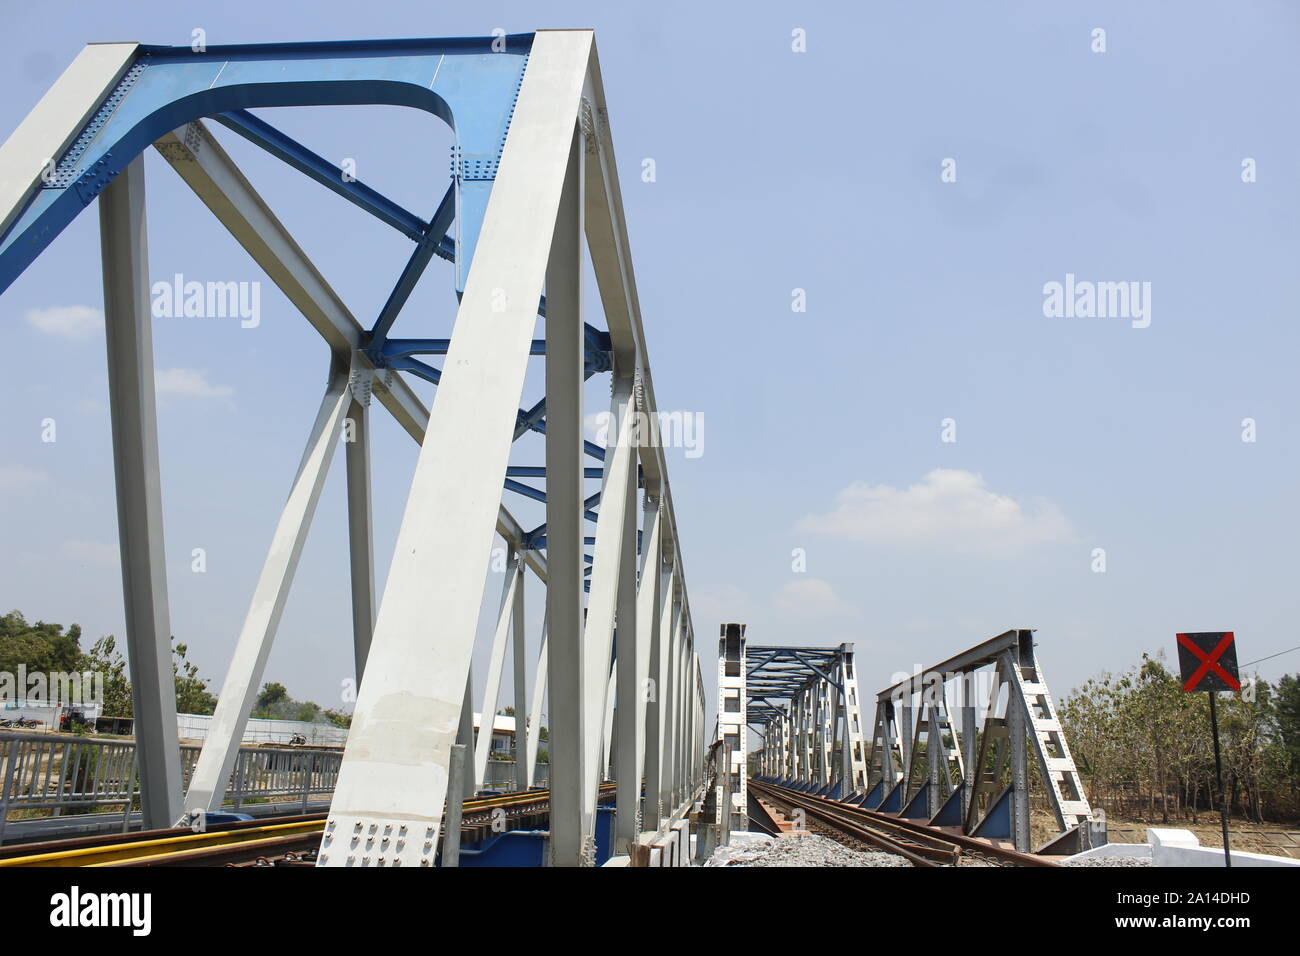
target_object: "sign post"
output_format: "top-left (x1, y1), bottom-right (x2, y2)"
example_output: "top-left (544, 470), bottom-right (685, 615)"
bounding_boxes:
top-left (1176, 631), bottom-right (1240, 868)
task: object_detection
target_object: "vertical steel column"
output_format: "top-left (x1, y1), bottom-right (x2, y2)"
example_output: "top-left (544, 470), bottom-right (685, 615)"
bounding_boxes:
top-left (601, 665), bottom-right (617, 780)
top-left (616, 495), bottom-right (660, 849)
top-left (458, 673), bottom-right (476, 800)
top-left (525, 627), bottom-right (548, 789)
top-left (899, 696), bottom-right (915, 797)
top-left (544, 124), bottom-right (588, 866)
top-left (511, 559), bottom-right (528, 793)
top-left (961, 670), bottom-right (977, 823)
top-left (582, 372), bottom-right (636, 846)
top-left (795, 697), bottom-right (806, 785)
top-left (840, 646), bottom-right (867, 792)
top-left (672, 627), bottom-right (687, 804)
top-left (827, 668), bottom-right (843, 792)
top-left (443, 743), bottom-right (466, 867)
top-left (474, 554), bottom-right (522, 788)
top-left (345, 392), bottom-right (375, 686)
top-left (774, 707), bottom-right (785, 780)
top-left (660, 602), bottom-right (678, 811)
top-left (609, 446), bottom-right (638, 810)
top-left (99, 155), bottom-right (182, 829)
top-left (816, 681), bottom-right (829, 789)
top-left (928, 700), bottom-right (943, 815)
top-left (691, 661), bottom-right (702, 792)
top-left (1007, 656), bottom-right (1031, 851)
top-left (791, 697), bottom-right (802, 783)
top-left (658, 592), bottom-right (682, 818)
top-left (643, 562), bottom-right (673, 831)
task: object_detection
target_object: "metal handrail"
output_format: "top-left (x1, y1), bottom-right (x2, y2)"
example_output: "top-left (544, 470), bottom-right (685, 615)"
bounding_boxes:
top-left (0, 731), bottom-right (549, 841)
top-left (0, 732), bottom-right (342, 841)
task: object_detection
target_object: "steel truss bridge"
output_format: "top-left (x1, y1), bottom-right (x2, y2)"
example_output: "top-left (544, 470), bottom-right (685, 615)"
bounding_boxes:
top-left (0, 30), bottom-right (707, 867)
top-left (0, 29), bottom-right (1103, 869)
top-left (745, 629), bottom-right (1098, 854)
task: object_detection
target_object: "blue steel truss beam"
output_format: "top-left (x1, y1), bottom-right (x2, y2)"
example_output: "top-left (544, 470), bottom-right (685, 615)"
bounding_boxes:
top-left (366, 183), bottom-right (458, 346)
top-left (506, 467), bottom-right (605, 479)
top-left (502, 479), bottom-right (600, 523)
top-left (213, 109), bottom-right (438, 244)
top-left (373, 354), bottom-right (608, 462)
top-left (0, 37), bottom-right (530, 294)
top-left (377, 323), bottom-right (612, 373)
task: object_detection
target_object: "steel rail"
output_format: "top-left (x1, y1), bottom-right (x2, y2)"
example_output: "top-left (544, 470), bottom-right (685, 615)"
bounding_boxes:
top-left (748, 780), bottom-right (952, 866)
top-left (0, 784), bottom-right (599, 867)
top-left (0, 811), bottom-right (327, 861)
top-left (111, 832), bottom-right (323, 867)
top-left (750, 780), bottom-right (1059, 868)
top-left (0, 819), bottom-right (326, 868)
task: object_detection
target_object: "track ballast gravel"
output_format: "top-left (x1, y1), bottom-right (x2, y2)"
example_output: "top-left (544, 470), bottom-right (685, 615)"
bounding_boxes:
top-left (707, 833), bottom-right (913, 867)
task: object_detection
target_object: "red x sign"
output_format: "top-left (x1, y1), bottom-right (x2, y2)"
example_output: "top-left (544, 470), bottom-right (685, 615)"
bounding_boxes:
top-left (1176, 632), bottom-right (1240, 693)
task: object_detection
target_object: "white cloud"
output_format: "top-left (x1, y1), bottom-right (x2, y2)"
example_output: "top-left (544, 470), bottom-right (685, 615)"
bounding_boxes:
top-left (24, 305), bottom-right (103, 340)
top-left (62, 540), bottom-right (120, 567)
top-left (0, 466), bottom-right (47, 492)
top-left (796, 468), bottom-right (1073, 555)
top-left (155, 368), bottom-right (234, 401)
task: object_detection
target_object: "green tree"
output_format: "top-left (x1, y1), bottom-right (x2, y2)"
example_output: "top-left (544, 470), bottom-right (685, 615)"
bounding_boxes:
top-left (83, 634), bottom-right (133, 718)
top-left (0, 610), bottom-right (83, 675)
top-left (255, 682), bottom-right (289, 713)
top-left (1061, 652), bottom-right (1300, 824)
top-left (173, 642), bottom-right (217, 715)
top-left (322, 708), bottom-right (352, 729)
top-left (1277, 674), bottom-right (1300, 776)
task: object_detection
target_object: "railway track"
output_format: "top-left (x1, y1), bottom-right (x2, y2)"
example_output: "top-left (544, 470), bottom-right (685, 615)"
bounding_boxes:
top-left (748, 779), bottom-right (1058, 868)
top-left (0, 785), bottom-right (609, 867)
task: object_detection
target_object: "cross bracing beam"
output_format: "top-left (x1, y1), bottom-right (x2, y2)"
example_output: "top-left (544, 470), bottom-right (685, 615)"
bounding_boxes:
top-left (213, 108), bottom-right (439, 245)
top-left (0, 28), bottom-right (706, 869)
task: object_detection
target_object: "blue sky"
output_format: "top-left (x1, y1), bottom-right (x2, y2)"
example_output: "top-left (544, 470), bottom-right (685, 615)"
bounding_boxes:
top-left (2, 1), bottom-right (1298, 731)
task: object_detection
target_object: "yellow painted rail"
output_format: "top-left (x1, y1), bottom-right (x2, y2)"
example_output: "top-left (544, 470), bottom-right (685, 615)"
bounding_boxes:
top-left (0, 784), bottom-right (607, 866)
top-left (0, 819), bottom-right (325, 868)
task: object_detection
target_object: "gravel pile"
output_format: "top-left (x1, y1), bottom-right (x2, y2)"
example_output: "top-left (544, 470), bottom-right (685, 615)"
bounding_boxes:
top-left (1061, 855), bottom-right (1153, 867)
top-left (708, 833), bottom-right (912, 867)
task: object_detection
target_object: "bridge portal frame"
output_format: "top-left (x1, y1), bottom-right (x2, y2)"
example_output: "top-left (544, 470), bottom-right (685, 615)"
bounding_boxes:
top-left (0, 29), bottom-right (706, 866)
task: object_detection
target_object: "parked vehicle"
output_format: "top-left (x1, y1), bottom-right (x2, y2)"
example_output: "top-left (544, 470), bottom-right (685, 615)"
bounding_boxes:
top-left (59, 708), bottom-right (91, 732)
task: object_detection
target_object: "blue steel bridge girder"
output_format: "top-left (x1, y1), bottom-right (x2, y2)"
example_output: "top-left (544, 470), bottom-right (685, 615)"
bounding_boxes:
top-left (0, 36), bottom-right (535, 296)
